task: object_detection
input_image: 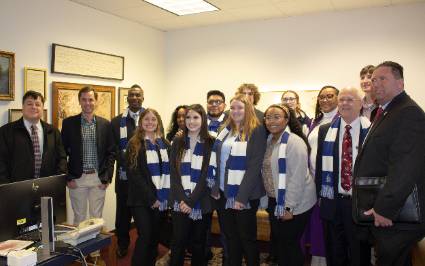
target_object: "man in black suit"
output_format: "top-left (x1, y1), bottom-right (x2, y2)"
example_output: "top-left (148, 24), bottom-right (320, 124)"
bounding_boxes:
top-left (316, 87), bottom-right (371, 266)
top-left (61, 86), bottom-right (115, 225)
top-left (111, 84), bottom-right (144, 258)
top-left (354, 61), bottom-right (425, 265)
top-left (0, 91), bottom-right (67, 183)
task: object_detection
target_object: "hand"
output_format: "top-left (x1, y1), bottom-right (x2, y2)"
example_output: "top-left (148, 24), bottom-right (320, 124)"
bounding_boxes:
top-left (281, 210), bottom-right (294, 221)
top-left (364, 208), bottom-right (393, 227)
top-left (98, 183), bottom-right (109, 190)
top-left (211, 192), bottom-right (220, 200)
top-left (179, 201), bottom-right (192, 214)
top-left (175, 129), bottom-right (184, 138)
top-left (151, 200), bottom-right (160, 209)
top-left (234, 201), bottom-right (245, 210)
top-left (67, 180), bottom-right (77, 189)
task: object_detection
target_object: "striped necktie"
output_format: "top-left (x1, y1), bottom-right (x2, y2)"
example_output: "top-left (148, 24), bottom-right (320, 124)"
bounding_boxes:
top-left (31, 125), bottom-right (42, 178)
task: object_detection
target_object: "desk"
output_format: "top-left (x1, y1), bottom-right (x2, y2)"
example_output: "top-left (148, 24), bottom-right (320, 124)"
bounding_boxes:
top-left (0, 233), bottom-right (114, 266)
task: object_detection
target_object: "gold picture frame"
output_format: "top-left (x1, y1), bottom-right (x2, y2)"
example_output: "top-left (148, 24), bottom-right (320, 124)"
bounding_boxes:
top-left (118, 87), bottom-right (130, 115)
top-left (9, 109), bottom-right (48, 123)
top-left (0, 50), bottom-right (15, 101)
top-left (24, 67), bottom-right (47, 99)
top-left (52, 82), bottom-right (115, 130)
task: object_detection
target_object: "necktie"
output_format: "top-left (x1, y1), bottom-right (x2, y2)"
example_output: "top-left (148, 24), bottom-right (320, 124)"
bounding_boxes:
top-left (132, 113), bottom-right (139, 127)
top-left (373, 107), bottom-right (384, 124)
top-left (341, 125), bottom-right (352, 191)
top-left (31, 125), bottom-right (42, 178)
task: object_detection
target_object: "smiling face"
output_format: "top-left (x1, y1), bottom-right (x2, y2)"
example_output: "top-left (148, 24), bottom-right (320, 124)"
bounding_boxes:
top-left (264, 107), bottom-right (288, 137)
top-left (141, 111), bottom-right (158, 134)
top-left (281, 91), bottom-right (298, 110)
top-left (207, 94), bottom-right (226, 117)
top-left (127, 88), bottom-right (144, 112)
top-left (79, 91), bottom-right (96, 116)
top-left (338, 89), bottom-right (362, 123)
top-left (318, 87), bottom-right (338, 113)
top-left (186, 109), bottom-right (202, 135)
top-left (360, 72), bottom-right (373, 93)
top-left (230, 99), bottom-right (245, 125)
top-left (176, 107), bottom-right (187, 130)
top-left (22, 96), bottom-right (43, 123)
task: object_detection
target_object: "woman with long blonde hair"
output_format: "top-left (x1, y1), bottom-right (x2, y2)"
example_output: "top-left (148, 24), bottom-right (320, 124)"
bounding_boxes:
top-left (126, 108), bottom-right (170, 266)
top-left (208, 93), bottom-right (267, 266)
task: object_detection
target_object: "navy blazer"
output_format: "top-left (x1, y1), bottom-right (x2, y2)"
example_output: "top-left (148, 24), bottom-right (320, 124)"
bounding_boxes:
top-left (61, 114), bottom-right (115, 184)
top-left (315, 120), bottom-right (367, 220)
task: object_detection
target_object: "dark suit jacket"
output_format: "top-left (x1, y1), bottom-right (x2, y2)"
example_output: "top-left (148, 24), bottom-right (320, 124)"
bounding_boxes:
top-left (353, 92), bottom-right (425, 230)
top-left (210, 125), bottom-right (267, 205)
top-left (170, 136), bottom-right (214, 213)
top-left (315, 120), bottom-right (367, 220)
top-left (111, 114), bottom-right (137, 194)
top-left (0, 118), bottom-right (67, 183)
top-left (61, 114), bottom-right (115, 184)
top-left (126, 138), bottom-right (170, 207)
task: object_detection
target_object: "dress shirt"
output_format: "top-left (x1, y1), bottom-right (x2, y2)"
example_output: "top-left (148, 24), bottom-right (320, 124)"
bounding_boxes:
top-left (219, 134), bottom-right (237, 192)
top-left (23, 119), bottom-right (44, 156)
top-left (81, 115), bottom-right (98, 171)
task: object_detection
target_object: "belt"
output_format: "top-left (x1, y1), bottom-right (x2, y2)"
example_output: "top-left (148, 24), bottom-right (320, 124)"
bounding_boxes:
top-left (336, 193), bottom-right (351, 199)
top-left (83, 169), bottom-right (96, 174)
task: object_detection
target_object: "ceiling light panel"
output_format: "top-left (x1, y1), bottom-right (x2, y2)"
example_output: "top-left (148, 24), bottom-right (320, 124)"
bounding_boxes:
top-left (144, 0), bottom-right (219, 16)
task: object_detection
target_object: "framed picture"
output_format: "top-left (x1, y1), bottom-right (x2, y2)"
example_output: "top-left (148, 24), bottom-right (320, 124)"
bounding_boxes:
top-left (118, 87), bottom-right (130, 115)
top-left (51, 43), bottom-right (124, 80)
top-left (52, 82), bottom-right (115, 130)
top-left (9, 109), bottom-right (48, 123)
top-left (24, 67), bottom-right (47, 99)
top-left (0, 50), bottom-right (15, 101)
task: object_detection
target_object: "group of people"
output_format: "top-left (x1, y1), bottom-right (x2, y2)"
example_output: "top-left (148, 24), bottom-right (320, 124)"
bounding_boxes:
top-left (0, 60), bottom-right (424, 266)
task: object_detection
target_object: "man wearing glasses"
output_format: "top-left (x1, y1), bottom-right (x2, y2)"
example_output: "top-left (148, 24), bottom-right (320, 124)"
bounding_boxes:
top-left (206, 90), bottom-right (227, 137)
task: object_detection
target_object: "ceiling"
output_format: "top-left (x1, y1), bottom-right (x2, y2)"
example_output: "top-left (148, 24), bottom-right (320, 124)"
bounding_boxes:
top-left (69, 0), bottom-right (424, 31)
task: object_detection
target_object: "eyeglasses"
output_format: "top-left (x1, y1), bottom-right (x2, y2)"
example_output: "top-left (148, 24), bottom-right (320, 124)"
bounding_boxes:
top-left (282, 97), bottom-right (296, 102)
top-left (339, 97), bottom-right (360, 104)
top-left (318, 94), bottom-right (336, 101)
top-left (207, 100), bottom-right (224, 106)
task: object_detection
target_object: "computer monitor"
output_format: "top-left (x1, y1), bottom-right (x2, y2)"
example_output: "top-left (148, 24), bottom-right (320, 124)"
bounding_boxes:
top-left (0, 174), bottom-right (67, 241)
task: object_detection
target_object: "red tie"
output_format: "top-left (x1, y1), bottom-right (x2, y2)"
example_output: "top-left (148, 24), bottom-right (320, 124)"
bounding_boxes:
top-left (31, 125), bottom-right (42, 178)
top-left (341, 125), bottom-right (352, 191)
top-left (373, 107), bottom-right (384, 124)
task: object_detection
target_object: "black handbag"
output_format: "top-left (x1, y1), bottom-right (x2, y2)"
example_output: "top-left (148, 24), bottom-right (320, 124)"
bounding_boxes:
top-left (352, 176), bottom-right (421, 224)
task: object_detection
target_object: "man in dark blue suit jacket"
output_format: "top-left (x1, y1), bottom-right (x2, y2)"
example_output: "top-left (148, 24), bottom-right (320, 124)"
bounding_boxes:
top-left (316, 87), bottom-right (371, 266)
top-left (354, 61), bottom-right (425, 265)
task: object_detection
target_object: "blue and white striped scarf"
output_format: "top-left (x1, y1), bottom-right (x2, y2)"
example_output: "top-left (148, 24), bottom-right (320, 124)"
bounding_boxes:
top-left (207, 113), bottom-right (225, 137)
top-left (173, 137), bottom-right (204, 220)
top-left (119, 108), bottom-right (144, 180)
top-left (208, 126), bottom-right (249, 209)
top-left (272, 128), bottom-right (291, 218)
top-left (146, 138), bottom-right (170, 211)
top-left (320, 116), bottom-right (370, 199)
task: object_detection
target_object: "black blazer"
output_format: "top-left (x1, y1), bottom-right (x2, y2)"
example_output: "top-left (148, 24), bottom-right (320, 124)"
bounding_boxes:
top-left (111, 114), bottom-right (137, 194)
top-left (170, 136), bottom-right (214, 214)
top-left (315, 120), bottom-right (367, 220)
top-left (354, 92), bottom-right (425, 229)
top-left (61, 114), bottom-right (115, 184)
top-left (210, 125), bottom-right (267, 205)
top-left (126, 138), bottom-right (170, 207)
top-left (0, 118), bottom-right (67, 183)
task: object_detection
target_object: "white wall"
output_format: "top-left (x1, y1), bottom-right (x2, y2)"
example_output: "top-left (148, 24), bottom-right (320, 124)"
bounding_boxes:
top-left (164, 3), bottom-right (425, 119)
top-left (0, 0), bottom-right (165, 230)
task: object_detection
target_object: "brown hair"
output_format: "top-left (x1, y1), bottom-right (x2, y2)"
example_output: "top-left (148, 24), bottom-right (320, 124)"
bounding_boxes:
top-left (360, 65), bottom-right (375, 77)
top-left (236, 83), bottom-right (261, 105)
top-left (222, 94), bottom-right (259, 141)
top-left (23, 90), bottom-right (44, 104)
top-left (127, 108), bottom-right (166, 169)
top-left (78, 86), bottom-right (98, 100)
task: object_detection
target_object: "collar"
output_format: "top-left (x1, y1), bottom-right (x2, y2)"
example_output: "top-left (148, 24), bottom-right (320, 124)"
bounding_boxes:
top-left (23, 118), bottom-right (42, 131)
top-left (341, 116), bottom-right (360, 130)
top-left (323, 108), bottom-right (338, 120)
top-left (81, 114), bottom-right (96, 124)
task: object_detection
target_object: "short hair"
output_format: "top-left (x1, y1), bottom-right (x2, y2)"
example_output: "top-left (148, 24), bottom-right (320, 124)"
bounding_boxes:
top-left (207, 90), bottom-right (225, 102)
top-left (338, 87), bottom-right (365, 101)
top-left (22, 90), bottom-right (44, 104)
top-left (360, 65), bottom-right (375, 77)
top-left (78, 86), bottom-right (98, 100)
top-left (376, 61), bottom-right (404, 79)
top-left (236, 83), bottom-right (261, 105)
top-left (130, 84), bottom-right (144, 92)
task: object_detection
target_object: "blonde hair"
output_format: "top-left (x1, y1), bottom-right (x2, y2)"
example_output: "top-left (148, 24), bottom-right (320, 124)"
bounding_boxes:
top-left (222, 94), bottom-right (259, 141)
top-left (127, 108), bottom-right (165, 169)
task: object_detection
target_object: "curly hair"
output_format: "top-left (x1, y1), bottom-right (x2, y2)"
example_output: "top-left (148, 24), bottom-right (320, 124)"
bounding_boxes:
top-left (236, 83), bottom-right (261, 106)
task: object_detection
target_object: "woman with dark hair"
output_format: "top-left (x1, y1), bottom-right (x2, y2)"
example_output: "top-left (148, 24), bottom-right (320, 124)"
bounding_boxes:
top-left (208, 93), bottom-right (267, 266)
top-left (281, 90), bottom-right (312, 134)
top-left (166, 105), bottom-right (188, 142)
top-left (262, 104), bottom-right (316, 266)
top-left (126, 108), bottom-right (170, 266)
top-left (169, 104), bottom-right (215, 266)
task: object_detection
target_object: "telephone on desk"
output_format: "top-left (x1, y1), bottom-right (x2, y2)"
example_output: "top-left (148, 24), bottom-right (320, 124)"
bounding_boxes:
top-left (56, 218), bottom-right (104, 246)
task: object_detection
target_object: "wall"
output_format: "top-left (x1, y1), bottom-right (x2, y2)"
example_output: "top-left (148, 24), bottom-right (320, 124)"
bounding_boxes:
top-left (0, 0), bottom-right (165, 230)
top-left (164, 3), bottom-right (425, 119)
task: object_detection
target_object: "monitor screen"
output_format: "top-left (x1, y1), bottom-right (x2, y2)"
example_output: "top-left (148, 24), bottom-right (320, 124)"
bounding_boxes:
top-left (0, 174), bottom-right (67, 241)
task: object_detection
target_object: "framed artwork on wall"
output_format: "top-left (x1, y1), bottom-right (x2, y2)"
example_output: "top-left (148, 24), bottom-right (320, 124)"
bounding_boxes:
top-left (0, 50), bottom-right (15, 101)
top-left (118, 87), bottom-right (130, 115)
top-left (9, 109), bottom-right (48, 123)
top-left (24, 67), bottom-right (47, 99)
top-left (52, 82), bottom-right (115, 130)
top-left (51, 43), bottom-right (124, 80)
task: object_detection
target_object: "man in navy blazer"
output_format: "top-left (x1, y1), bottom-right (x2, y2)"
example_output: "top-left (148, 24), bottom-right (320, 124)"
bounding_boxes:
top-left (315, 87), bottom-right (371, 266)
top-left (353, 61), bottom-right (425, 265)
top-left (61, 86), bottom-right (115, 225)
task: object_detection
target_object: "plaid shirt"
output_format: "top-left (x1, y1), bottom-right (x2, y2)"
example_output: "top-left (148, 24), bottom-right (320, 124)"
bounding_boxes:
top-left (81, 115), bottom-right (98, 172)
